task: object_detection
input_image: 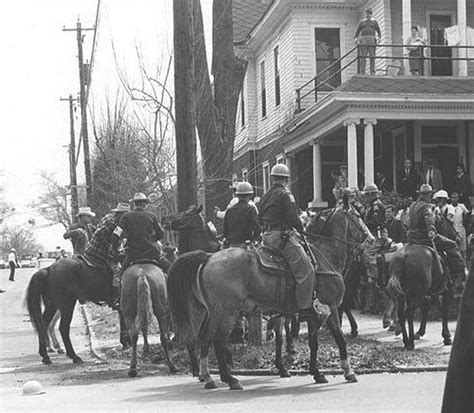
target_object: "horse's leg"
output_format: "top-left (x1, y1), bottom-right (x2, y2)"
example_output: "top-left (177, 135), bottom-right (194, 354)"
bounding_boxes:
top-left (345, 308), bottom-right (359, 338)
top-left (128, 333), bottom-right (139, 377)
top-left (308, 319), bottom-right (326, 383)
top-left (142, 328), bottom-right (150, 355)
top-left (397, 297), bottom-right (410, 349)
top-left (441, 289), bottom-right (453, 345)
top-left (187, 344), bottom-right (200, 378)
top-left (406, 305), bottom-right (416, 351)
top-left (214, 338), bottom-right (242, 390)
top-left (415, 298), bottom-right (430, 339)
top-left (118, 310), bottom-right (131, 350)
top-left (199, 342), bottom-right (217, 389)
top-left (52, 311), bottom-right (64, 353)
top-left (58, 301), bottom-right (83, 364)
top-left (155, 313), bottom-right (177, 374)
top-left (284, 316), bottom-right (296, 355)
top-left (290, 315), bottom-right (300, 339)
top-left (274, 317), bottom-right (290, 378)
top-left (41, 305), bottom-right (57, 364)
top-left (327, 308), bottom-right (357, 383)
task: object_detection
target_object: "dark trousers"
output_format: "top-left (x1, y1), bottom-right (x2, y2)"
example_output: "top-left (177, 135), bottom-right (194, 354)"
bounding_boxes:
top-left (9, 262), bottom-right (16, 281)
top-left (358, 36), bottom-right (377, 75)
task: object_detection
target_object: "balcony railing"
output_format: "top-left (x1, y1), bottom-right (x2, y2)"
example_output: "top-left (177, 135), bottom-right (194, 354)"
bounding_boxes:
top-left (295, 44), bottom-right (474, 113)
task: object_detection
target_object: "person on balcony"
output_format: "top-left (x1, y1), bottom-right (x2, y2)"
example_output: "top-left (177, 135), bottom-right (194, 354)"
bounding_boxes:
top-left (406, 26), bottom-right (426, 75)
top-left (354, 8), bottom-right (382, 75)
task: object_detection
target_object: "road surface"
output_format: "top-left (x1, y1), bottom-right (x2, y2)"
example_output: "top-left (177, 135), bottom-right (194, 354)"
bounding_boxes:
top-left (0, 268), bottom-right (447, 412)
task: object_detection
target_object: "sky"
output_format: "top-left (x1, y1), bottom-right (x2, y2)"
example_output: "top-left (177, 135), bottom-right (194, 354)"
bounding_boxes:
top-left (0, 0), bottom-right (212, 249)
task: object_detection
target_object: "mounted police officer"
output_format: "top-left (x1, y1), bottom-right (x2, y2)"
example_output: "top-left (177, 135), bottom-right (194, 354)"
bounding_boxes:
top-left (258, 164), bottom-right (330, 321)
top-left (112, 192), bottom-right (170, 280)
top-left (223, 182), bottom-right (261, 248)
top-left (361, 183), bottom-right (385, 313)
top-left (407, 184), bottom-right (465, 279)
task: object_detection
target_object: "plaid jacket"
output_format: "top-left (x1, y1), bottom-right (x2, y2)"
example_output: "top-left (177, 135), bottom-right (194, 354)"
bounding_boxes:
top-left (84, 214), bottom-right (117, 266)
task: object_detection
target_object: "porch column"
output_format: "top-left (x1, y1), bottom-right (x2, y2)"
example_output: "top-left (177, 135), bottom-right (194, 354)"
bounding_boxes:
top-left (344, 118), bottom-right (360, 189)
top-left (308, 141), bottom-right (328, 209)
top-left (364, 118), bottom-right (377, 187)
top-left (458, 0), bottom-right (468, 76)
top-left (402, 0), bottom-right (412, 75)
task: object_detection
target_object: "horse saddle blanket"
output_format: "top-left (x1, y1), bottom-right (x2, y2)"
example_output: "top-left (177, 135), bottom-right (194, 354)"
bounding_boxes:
top-left (254, 246), bottom-right (295, 313)
top-left (376, 242), bottom-right (403, 265)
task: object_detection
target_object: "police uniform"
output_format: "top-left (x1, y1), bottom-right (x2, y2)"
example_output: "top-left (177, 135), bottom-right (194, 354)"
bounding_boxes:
top-left (354, 11), bottom-right (382, 75)
top-left (259, 183), bottom-right (314, 310)
top-left (363, 197), bottom-right (386, 283)
top-left (223, 199), bottom-right (261, 247)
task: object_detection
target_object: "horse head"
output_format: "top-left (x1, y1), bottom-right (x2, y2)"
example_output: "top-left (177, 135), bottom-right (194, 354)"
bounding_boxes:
top-left (167, 205), bottom-right (205, 232)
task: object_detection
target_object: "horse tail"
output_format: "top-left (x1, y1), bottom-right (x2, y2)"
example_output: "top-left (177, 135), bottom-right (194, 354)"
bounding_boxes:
top-left (167, 250), bottom-right (210, 343)
top-left (24, 268), bottom-right (49, 342)
top-left (387, 253), bottom-right (405, 297)
top-left (134, 272), bottom-right (155, 335)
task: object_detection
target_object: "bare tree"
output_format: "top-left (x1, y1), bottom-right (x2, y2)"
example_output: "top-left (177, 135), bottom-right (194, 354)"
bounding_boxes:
top-left (0, 225), bottom-right (41, 257)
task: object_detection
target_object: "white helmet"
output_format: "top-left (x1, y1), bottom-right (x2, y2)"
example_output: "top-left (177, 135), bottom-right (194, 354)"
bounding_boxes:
top-left (22, 380), bottom-right (45, 396)
top-left (235, 182), bottom-right (254, 195)
top-left (433, 190), bottom-right (448, 199)
top-left (270, 164), bottom-right (290, 178)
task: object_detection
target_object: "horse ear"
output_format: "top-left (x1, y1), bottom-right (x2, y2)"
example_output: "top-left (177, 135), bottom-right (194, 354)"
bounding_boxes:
top-left (342, 194), bottom-right (350, 210)
top-left (197, 204), bottom-right (203, 213)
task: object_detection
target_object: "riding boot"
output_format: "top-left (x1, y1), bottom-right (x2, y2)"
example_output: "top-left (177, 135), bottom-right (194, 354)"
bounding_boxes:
top-left (109, 286), bottom-right (121, 311)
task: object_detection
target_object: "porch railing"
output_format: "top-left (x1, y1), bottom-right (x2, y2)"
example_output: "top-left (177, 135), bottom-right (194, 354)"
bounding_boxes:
top-left (295, 44), bottom-right (474, 113)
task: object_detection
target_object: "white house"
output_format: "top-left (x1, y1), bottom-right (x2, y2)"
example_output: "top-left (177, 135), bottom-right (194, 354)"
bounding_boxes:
top-left (232, 0), bottom-right (474, 208)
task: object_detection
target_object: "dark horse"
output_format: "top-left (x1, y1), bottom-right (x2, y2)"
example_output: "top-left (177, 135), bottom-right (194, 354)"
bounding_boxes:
top-left (167, 202), bottom-right (374, 390)
top-left (387, 215), bottom-right (460, 350)
top-left (121, 263), bottom-right (176, 377)
top-left (25, 258), bottom-right (129, 365)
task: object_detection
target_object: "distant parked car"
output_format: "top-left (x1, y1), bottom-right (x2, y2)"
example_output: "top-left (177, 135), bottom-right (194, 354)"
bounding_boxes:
top-left (0, 259), bottom-right (6, 269)
top-left (29, 257), bottom-right (37, 268)
top-left (19, 260), bottom-right (31, 268)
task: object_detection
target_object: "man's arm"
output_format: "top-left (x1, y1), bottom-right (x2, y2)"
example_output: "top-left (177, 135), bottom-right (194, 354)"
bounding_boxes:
top-left (374, 20), bottom-right (382, 38)
top-left (281, 191), bottom-right (303, 233)
top-left (354, 20), bottom-right (363, 40)
top-left (422, 204), bottom-right (437, 237)
top-left (250, 207), bottom-right (262, 240)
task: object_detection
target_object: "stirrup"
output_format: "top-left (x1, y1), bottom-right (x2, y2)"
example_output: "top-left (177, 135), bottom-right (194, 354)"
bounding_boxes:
top-left (313, 299), bottom-right (330, 326)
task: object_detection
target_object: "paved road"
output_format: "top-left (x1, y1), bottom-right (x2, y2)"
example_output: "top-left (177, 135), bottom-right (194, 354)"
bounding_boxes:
top-left (0, 267), bottom-right (447, 412)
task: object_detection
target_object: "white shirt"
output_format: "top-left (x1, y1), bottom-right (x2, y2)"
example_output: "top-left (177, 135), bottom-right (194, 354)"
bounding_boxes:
top-left (216, 197), bottom-right (258, 220)
top-left (452, 203), bottom-right (468, 234)
top-left (8, 252), bottom-right (17, 263)
top-left (435, 204), bottom-right (454, 222)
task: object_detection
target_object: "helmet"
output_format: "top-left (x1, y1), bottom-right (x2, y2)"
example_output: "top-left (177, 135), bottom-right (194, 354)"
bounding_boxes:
top-left (270, 164), bottom-right (290, 178)
top-left (22, 380), bottom-right (45, 396)
top-left (343, 187), bottom-right (355, 196)
top-left (433, 190), bottom-right (448, 199)
top-left (235, 182), bottom-right (254, 195)
top-left (418, 184), bottom-right (433, 194)
top-left (363, 183), bottom-right (379, 194)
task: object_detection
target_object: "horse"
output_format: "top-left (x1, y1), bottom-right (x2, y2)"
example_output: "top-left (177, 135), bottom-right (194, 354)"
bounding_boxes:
top-left (120, 263), bottom-right (176, 377)
top-left (387, 214), bottom-right (461, 350)
top-left (46, 310), bottom-right (64, 354)
top-left (167, 200), bottom-right (374, 390)
top-left (25, 258), bottom-right (129, 365)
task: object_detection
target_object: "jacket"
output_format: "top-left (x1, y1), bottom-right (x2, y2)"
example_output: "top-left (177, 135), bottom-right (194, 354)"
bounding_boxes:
top-left (407, 198), bottom-right (436, 246)
top-left (399, 168), bottom-right (419, 198)
top-left (223, 200), bottom-right (261, 245)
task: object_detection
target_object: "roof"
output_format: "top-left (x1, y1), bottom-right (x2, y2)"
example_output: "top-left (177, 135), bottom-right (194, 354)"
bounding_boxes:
top-left (233, 0), bottom-right (274, 44)
top-left (337, 75), bottom-right (474, 95)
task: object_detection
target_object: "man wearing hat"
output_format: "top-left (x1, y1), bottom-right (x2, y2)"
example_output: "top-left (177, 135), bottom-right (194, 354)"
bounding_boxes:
top-left (259, 164), bottom-right (330, 322)
top-left (354, 8), bottom-right (382, 75)
top-left (83, 203), bottom-right (130, 308)
top-left (8, 248), bottom-right (19, 281)
top-left (113, 193), bottom-right (170, 281)
top-left (407, 184), bottom-right (465, 279)
top-left (223, 182), bottom-right (261, 248)
top-left (64, 207), bottom-right (96, 255)
top-left (215, 181), bottom-right (258, 220)
top-left (433, 190), bottom-right (454, 222)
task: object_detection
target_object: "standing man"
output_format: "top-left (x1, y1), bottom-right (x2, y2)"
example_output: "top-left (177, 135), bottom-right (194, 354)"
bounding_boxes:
top-left (451, 192), bottom-right (469, 259)
top-left (399, 159), bottom-right (419, 199)
top-left (259, 164), bottom-right (330, 321)
top-left (63, 206), bottom-right (96, 255)
top-left (385, 204), bottom-right (406, 243)
top-left (433, 190), bottom-right (454, 222)
top-left (423, 159), bottom-right (443, 192)
top-left (361, 183), bottom-right (385, 313)
top-left (223, 182), bottom-right (261, 248)
top-left (112, 193), bottom-right (170, 276)
top-left (454, 164), bottom-right (472, 210)
top-left (354, 8), bottom-right (382, 75)
top-left (83, 203), bottom-right (130, 308)
top-left (8, 248), bottom-right (19, 281)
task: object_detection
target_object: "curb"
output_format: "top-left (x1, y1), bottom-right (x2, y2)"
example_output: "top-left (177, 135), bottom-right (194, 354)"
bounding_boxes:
top-left (79, 304), bottom-right (105, 362)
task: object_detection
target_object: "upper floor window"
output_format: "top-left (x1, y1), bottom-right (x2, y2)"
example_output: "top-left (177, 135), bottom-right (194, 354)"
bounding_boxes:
top-left (240, 89), bottom-right (245, 127)
top-left (262, 162), bottom-right (270, 193)
top-left (242, 168), bottom-right (248, 182)
top-left (274, 46), bottom-right (280, 107)
top-left (315, 28), bottom-right (341, 92)
top-left (232, 174), bottom-right (238, 187)
top-left (260, 60), bottom-right (267, 118)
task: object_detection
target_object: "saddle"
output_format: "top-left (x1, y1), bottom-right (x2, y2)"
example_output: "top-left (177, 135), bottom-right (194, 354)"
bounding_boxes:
top-left (130, 258), bottom-right (162, 267)
top-left (76, 255), bottom-right (101, 269)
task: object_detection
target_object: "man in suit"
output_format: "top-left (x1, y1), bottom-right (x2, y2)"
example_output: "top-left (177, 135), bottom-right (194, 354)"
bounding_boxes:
top-left (454, 164), bottom-right (472, 210)
top-left (423, 159), bottom-right (443, 192)
top-left (399, 159), bottom-right (419, 199)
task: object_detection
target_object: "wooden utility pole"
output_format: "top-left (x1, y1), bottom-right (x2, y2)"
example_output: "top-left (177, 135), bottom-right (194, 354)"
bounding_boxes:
top-left (173, 0), bottom-right (198, 253)
top-left (60, 95), bottom-right (79, 221)
top-left (63, 19), bottom-right (95, 204)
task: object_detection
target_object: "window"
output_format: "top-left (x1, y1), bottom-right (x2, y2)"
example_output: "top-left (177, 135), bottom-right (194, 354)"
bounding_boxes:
top-left (276, 153), bottom-right (285, 164)
top-left (240, 89), bottom-right (245, 127)
top-left (241, 168), bottom-right (248, 182)
top-left (262, 162), bottom-right (270, 192)
top-left (274, 46), bottom-right (280, 107)
top-left (232, 174), bottom-right (238, 186)
top-left (260, 60), bottom-right (266, 117)
top-left (315, 28), bottom-right (341, 92)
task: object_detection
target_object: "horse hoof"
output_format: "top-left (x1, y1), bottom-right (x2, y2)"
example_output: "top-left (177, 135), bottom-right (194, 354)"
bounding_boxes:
top-left (128, 369), bottom-right (138, 378)
top-left (72, 357), bottom-right (84, 364)
top-left (229, 381), bottom-right (243, 390)
top-left (280, 370), bottom-right (291, 378)
top-left (198, 375), bottom-right (205, 382)
top-left (47, 348), bottom-right (55, 353)
top-left (414, 333), bottom-right (422, 340)
top-left (404, 343), bottom-right (415, 351)
top-left (351, 330), bottom-right (358, 338)
top-left (345, 374), bottom-right (358, 383)
top-left (57, 348), bottom-right (65, 354)
top-left (314, 373), bottom-right (328, 384)
top-left (204, 380), bottom-right (217, 389)
top-left (42, 357), bottom-right (52, 365)
top-left (444, 337), bottom-right (452, 346)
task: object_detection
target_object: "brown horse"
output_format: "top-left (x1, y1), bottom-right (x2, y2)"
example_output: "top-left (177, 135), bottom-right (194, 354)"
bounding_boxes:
top-left (120, 263), bottom-right (176, 377)
top-left (167, 202), bottom-right (374, 390)
top-left (25, 258), bottom-right (129, 365)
